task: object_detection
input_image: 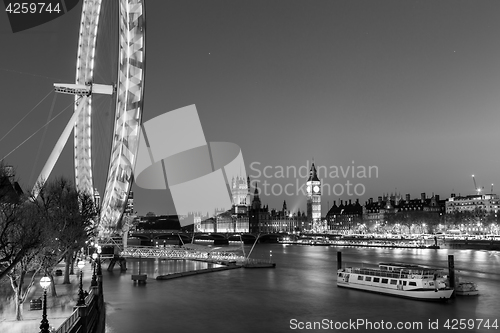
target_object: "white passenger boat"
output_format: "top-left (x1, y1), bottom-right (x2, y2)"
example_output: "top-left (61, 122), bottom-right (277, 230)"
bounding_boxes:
top-left (337, 262), bottom-right (454, 301)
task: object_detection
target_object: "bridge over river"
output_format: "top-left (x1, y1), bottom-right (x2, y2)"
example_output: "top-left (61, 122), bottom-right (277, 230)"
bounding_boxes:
top-left (120, 245), bottom-right (246, 262)
top-left (128, 231), bottom-right (270, 245)
top-left (127, 231), bottom-right (338, 245)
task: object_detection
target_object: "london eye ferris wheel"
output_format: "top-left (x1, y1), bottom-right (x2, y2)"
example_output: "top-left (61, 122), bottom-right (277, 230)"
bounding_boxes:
top-left (34, 0), bottom-right (146, 236)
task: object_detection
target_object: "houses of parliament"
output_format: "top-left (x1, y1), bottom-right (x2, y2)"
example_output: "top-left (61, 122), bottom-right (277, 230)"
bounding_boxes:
top-left (131, 159), bottom-right (496, 234)
top-left (194, 163), bottom-right (323, 233)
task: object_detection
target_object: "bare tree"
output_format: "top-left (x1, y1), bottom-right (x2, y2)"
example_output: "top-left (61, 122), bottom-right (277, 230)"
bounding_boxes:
top-left (385, 211), bottom-right (412, 234)
top-left (2, 202), bottom-right (48, 321)
top-left (0, 169), bottom-right (45, 280)
top-left (1, 170), bottom-right (97, 320)
top-left (6, 247), bottom-right (43, 320)
top-left (32, 178), bottom-right (97, 285)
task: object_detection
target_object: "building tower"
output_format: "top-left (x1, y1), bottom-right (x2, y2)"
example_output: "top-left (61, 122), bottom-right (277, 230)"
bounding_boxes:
top-left (93, 188), bottom-right (101, 209)
top-left (249, 183), bottom-right (262, 233)
top-left (232, 176), bottom-right (249, 215)
top-left (252, 184), bottom-right (261, 210)
top-left (306, 161), bottom-right (321, 230)
top-left (124, 190), bottom-right (134, 215)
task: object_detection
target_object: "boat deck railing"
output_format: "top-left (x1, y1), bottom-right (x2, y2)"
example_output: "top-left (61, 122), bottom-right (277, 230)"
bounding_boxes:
top-left (346, 267), bottom-right (435, 279)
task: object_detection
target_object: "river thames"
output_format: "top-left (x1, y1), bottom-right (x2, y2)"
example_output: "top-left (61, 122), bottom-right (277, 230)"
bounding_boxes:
top-left (103, 245), bottom-right (500, 333)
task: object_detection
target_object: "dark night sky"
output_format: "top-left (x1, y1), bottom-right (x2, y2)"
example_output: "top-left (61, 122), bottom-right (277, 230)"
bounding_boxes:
top-left (1, 0), bottom-right (500, 216)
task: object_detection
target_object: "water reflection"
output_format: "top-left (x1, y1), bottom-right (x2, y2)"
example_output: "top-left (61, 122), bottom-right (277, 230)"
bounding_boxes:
top-left (126, 259), bottom-right (219, 278)
top-left (104, 246), bottom-right (500, 333)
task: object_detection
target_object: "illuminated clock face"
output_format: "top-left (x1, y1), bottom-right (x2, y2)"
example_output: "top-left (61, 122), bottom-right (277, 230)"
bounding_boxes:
top-left (313, 185), bottom-right (320, 193)
top-left (307, 186), bottom-right (311, 193)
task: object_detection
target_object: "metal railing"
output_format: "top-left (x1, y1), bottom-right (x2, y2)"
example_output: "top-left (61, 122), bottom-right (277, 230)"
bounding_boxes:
top-left (54, 285), bottom-right (103, 333)
top-left (54, 307), bottom-right (80, 333)
top-left (121, 246), bottom-right (245, 262)
top-left (345, 267), bottom-right (435, 279)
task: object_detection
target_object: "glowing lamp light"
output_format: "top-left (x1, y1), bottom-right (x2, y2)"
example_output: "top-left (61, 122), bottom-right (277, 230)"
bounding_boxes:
top-left (97, 246), bottom-right (102, 254)
top-left (40, 276), bottom-right (51, 289)
top-left (77, 260), bottom-right (85, 270)
top-left (92, 253), bottom-right (98, 260)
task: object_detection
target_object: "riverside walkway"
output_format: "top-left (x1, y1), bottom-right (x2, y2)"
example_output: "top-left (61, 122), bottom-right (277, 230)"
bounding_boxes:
top-left (0, 263), bottom-right (97, 333)
top-left (0, 246), bottom-right (272, 333)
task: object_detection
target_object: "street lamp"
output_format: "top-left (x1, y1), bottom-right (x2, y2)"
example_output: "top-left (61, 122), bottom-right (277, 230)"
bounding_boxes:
top-left (39, 276), bottom-right (51, 333)
top-left (76, 260), bottom-right (86, 306)
top-left (96, 246), bottom-right (102, 276)
top-left (269, 250), bottom-right (272, 263)
top-left (91, 253), bottom-right (98, 287)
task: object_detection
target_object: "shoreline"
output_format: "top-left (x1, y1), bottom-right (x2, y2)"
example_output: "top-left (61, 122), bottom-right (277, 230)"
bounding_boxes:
top-left (278, 238), bottom-right (500, 251)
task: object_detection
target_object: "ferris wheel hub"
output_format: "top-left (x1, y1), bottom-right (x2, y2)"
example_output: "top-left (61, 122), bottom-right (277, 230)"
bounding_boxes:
top-left (54, 83), bottom-right (114, 96)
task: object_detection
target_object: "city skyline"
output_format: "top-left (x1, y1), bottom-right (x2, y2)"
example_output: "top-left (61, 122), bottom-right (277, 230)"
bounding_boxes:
top-left (1, 0), bottom-right (500, 216)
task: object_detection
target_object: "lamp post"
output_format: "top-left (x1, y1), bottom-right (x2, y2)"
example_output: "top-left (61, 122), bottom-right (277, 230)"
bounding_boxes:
top-left (96, 246), bottom-right (102, 276)
top-left (76, 260), bottom-right (86, 306)
top-left (39, 276), bottom-right (51, 333)
top-left (91, 252), bottom-right (98, 287)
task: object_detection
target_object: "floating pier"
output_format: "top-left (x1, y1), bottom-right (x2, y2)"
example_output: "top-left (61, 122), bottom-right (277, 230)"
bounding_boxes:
top-left (131, 274), bottom-right (147, 284)
top-left (156, 265), bottom-right (242, 280)
top-left (243, 262), bottom-right (276, 268)
top-left (131, 255), bottom-right (146, 284)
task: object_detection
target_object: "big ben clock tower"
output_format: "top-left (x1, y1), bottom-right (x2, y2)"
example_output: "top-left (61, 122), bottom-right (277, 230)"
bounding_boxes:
top-left (306, 162), bottom-right (321, 230)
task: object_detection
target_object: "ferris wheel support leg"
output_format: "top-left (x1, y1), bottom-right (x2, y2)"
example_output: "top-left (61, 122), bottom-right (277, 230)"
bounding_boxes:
top-left (32, 95), bottom-right (89, 198)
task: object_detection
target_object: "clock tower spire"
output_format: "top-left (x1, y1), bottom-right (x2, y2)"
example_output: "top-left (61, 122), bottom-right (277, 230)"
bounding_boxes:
top-left (306, 161), bottom-right (322, 231)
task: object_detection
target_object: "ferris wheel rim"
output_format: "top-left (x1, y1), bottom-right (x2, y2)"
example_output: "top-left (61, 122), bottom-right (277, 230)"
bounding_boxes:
top-left (74, 0), bottom-right (102, 197)
top-left (74, 0), bottom-right (146, 235)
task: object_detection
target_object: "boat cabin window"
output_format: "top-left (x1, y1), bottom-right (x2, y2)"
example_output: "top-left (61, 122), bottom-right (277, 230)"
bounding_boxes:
top-left (373, 277), bottom-right (380, 283)
top-left (390, 279), bottom-right (397, 285)
top-left (357, 276), bottom-right (364, 281)
top-left (409, 281), bottom-right (417, 286)
top-left (381, 278), bottom-right (388, 284)
top-left (402, 281), bottom-right (407, 286)
top-left (338, 273), bottom-right (343, 277)
top-left (365, 277), bottom-right (371, 282)
top-left (380, 264), bottom-right (400, 271)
